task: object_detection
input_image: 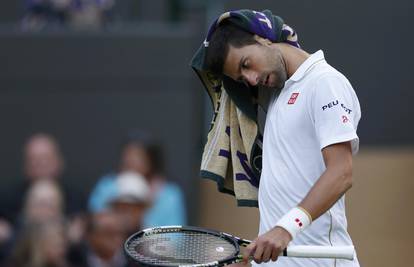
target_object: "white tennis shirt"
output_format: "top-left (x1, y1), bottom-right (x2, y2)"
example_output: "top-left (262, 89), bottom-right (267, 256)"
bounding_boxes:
top-left (255, 50), bottom-right (361, 267)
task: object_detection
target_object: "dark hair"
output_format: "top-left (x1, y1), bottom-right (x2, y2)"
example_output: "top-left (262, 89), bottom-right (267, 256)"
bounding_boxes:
top-left (119, 130), bottom-right (164, 174)
top-left (205, 22), bottom-right (257, 77)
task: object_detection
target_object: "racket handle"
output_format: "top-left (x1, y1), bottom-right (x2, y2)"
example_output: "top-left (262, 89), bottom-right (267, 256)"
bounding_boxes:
top-left (283, 245), bottom-right (355, 260)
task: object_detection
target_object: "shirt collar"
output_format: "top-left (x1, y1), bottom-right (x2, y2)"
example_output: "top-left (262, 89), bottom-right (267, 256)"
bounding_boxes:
top-left (287, 50), bottom-right (325, 82)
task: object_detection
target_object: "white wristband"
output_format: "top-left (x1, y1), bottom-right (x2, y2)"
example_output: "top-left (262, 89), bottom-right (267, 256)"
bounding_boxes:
top-left (275, 207), bottom-right (312, 239)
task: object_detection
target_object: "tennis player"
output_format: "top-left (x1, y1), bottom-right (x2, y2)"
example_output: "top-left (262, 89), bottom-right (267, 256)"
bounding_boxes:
top-left (202, 11), bottom-right (361, 267)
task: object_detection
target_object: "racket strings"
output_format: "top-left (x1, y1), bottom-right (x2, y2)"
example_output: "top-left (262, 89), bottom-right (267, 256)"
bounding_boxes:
top-left (126, 231), bottom-right (237, 265)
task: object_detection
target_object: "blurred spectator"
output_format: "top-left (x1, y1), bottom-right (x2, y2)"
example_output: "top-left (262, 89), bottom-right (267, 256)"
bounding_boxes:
top-left (22, 180), bottom-right (64, 226)
top-left (2, 180), bottom-right (67, 260)
top-left (69, 211), bottom-right (128, 267)
top-left (110, 172), bottom-right (150, 235)
top-left (21, 0), bottom-right (72, 31)
top-left (22, 0), bottom-right (116, 31)
top-left (26, 133), bottom-right (84, 215)
top-left (69, 0), bottom-right (115, 30)
top-left (0, 134), bottom-right (63, 261)
top-left (7, 220), bottom-right (72, 267)
top-left (0, 133), bottom-right (83, 225)
top-left (0, 133), bottom-right (86, 263)
top-left (23, 133), bottom-right (64, 183)
top-left (88, 130), bottom-right (187, 228)
top-left (0, 219), bottom-right (13, 264)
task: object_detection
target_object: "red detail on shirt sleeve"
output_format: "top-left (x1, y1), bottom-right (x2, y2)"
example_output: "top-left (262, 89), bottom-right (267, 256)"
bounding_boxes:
top-left (342, 115), bottom-right (349, 123)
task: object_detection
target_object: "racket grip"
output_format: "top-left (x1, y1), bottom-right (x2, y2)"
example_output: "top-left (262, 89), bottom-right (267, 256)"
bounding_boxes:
top-left (284, 245), bottom-right (355, 260)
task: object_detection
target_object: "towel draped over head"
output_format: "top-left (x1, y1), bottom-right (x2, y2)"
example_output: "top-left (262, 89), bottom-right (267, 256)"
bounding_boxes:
top-left (190, 9), bottom-right (300, 207)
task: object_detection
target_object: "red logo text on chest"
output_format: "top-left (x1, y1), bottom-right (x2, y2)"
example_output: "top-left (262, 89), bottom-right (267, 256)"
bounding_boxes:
top-left (288, 93), bottom-right (300, 105)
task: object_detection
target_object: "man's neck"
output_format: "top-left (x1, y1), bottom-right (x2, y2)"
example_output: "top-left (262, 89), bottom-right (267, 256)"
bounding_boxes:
top-left (277, 43), bottom-right (310, 78)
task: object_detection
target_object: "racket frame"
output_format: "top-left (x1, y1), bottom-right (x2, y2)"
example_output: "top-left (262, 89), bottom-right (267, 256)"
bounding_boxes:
top-left (124, 225), bottom-right (355, 266)
top-left (124, 225), bottom-right (247, 267)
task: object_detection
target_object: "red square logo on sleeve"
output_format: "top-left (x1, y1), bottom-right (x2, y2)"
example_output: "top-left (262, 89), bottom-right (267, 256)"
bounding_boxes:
top-left (288, 93), bottom-right (300, 105)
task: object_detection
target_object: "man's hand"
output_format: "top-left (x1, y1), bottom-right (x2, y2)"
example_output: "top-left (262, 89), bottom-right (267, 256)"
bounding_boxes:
top-left (243, 226), bottom-right (292, 264)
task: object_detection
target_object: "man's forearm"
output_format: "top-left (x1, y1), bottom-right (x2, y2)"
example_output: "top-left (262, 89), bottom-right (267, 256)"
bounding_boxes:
top-left (299, 142), bottom-right (353, 221)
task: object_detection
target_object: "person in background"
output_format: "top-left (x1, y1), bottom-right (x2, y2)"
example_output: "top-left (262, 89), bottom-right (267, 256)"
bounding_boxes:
top-left (0, 133), bottom-right (86, 263)
top-left (21, 133), bottom-right (84, 216)
top-left (69, 211), bottom-right (128, 267)
top-left (22, 0), bottom-right (116, 31)
top-left (22, 180), bottom-right (65, 226)
top-left (4, 180), bottom-right (67, 261)
top-left (68, 0), bottom-right (115, 30)
top-left (88, 130), bottom-right (187, 228)
top-left (0, 219), bottom-right (13, 265)
top-left (1, 178), bottom-right (66, 265)
top-left (1, 132), bottom-right (66, 225)
top-left (70, 173), bottom-right (148, 267)
top-left (21, 0), bottom-right (72, 31)
top-left (109, 171), bottom-right (151, 235)
top-left (7, 219), bottom-right (73, 267)
top-left (23, 133), bottom-right (64, 184)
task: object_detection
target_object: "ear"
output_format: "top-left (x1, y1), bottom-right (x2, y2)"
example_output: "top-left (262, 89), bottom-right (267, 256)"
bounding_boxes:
top-left (253, 35), bottom-right (273, 46)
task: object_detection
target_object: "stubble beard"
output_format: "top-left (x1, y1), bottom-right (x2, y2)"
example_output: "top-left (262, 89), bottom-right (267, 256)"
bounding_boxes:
top-left (261, 48), bottom-right (287, 91)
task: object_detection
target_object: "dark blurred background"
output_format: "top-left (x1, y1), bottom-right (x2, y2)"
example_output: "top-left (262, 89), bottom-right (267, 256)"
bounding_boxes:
top-left (0, 1), bottom-right (412, 267)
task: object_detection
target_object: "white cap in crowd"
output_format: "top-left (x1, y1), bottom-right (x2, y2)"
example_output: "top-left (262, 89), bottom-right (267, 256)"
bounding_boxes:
top-left (111, 171), bottom-right (150, 204)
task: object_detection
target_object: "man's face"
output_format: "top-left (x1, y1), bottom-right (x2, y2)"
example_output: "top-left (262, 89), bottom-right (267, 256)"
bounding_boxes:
top-left (222, 39), bottom-right (287, 90)
top-left (112, 201), bottom-right (147, 233)
top-left (88, 212), bottom-right (125, 260)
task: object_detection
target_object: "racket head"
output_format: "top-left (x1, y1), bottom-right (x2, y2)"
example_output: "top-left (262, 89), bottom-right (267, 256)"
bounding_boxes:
top-left (124, 225), bottom-right (242, 267)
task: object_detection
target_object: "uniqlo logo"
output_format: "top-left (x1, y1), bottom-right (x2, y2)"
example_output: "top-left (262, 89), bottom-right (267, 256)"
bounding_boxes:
top-left (288, 93), bottom-right (300, 105)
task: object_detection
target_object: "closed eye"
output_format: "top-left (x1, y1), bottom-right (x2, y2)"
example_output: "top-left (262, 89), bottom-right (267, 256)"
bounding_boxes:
top-left (238, 57), bottom-right (249, 74)
top-left (242, 59), bottom-right (249, 69)
top-left (236, 57), bottom-right (250, 87)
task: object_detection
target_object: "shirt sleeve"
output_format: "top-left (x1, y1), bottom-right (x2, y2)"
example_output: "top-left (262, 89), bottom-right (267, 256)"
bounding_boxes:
top-left (311, 74), bottom-right (361, 154)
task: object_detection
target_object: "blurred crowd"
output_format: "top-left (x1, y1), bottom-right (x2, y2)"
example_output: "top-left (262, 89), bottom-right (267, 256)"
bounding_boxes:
top-left (22, 0), bottom-right (116, 30)
top-left (20, 0), bottom-right (187, 31)
top-left (0, 131), bottom-right (187, 267)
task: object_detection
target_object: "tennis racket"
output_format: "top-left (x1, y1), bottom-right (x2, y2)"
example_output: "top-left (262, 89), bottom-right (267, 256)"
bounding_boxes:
top-left (124, 225), bottom-right (355, 267)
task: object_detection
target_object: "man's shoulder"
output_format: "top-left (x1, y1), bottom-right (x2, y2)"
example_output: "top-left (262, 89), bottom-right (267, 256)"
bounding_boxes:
top-left (309, 61), bottom-right (347, 82)
top-left (304, 62), bottom-right (353, 95)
